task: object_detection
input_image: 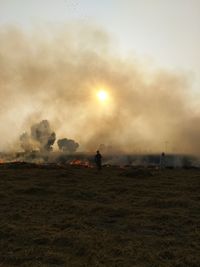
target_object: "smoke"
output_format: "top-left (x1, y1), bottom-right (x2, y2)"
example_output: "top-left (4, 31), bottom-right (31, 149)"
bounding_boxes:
top-left (19, 132), bottom-right (33, 152)
top-left (0, 24), bottom-right (200, 154)
top-left (31, 120), bottom-right (56, 151)
top-left (57, 138), bottom-right (79, 153)
top-left (20, 120), bottom-right (56, 152)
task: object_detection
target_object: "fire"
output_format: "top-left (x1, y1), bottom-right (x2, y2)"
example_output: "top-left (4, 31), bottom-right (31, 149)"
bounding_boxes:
top-left (0, 159), bottom-right (4, 164)
top-left (69, 159), bottom-right (93, 168)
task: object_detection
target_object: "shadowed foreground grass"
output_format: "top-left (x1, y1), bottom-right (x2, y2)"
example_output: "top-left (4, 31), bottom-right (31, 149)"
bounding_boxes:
top-left (0, 164), bottom-right (200, 267)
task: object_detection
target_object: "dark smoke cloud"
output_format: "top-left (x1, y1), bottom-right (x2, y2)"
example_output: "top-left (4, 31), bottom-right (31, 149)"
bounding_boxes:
top-left (20, 120), bottom-right (56, 152)
top-left (0, 24), bottom-right (200, 154)
top-left (57, 138), bottom-right (79, 153)
top-left (31, 120), bottom-right (56, 152)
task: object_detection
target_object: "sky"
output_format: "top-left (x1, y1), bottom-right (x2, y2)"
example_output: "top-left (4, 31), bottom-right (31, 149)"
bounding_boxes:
top-left (0, 0), bottom-right (200, 83)
top-left (0, 0), bottom-right (200, 154)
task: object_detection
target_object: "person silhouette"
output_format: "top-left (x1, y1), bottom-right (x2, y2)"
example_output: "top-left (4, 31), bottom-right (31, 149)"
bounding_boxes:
top-left (94, 150), bottom-right (102, 170)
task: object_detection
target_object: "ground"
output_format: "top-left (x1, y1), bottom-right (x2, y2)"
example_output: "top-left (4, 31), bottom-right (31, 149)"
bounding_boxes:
top-left (0, 163), bottom-right (200, 267)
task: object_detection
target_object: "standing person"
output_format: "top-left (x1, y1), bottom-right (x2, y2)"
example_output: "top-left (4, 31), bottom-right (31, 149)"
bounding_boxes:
top-left (95, 150), bottom-right (102, 170)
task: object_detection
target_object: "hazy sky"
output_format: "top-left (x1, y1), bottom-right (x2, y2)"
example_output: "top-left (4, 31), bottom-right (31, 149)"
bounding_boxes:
top-left (0, 0), bottom-right (200, 88)
top-left (0, 0), bottom-right (200, 153)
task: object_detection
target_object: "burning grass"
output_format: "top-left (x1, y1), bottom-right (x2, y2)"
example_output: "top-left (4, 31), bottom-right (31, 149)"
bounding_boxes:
top-left (0, 164), bottom-right (200, 266)
top-left (69, 159), bottom-right (93, 168)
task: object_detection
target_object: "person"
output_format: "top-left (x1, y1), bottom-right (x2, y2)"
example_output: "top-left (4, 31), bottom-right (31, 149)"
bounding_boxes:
top-left (94, 150), bottom-right (102, 170)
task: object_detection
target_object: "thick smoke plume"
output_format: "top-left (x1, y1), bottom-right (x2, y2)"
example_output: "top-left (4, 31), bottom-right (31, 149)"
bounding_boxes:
top-left (19, 132), bottom-right (33, 152)
top-left (0, 25), bottom-right (200, 154)
top-left (57, 138), bottom-right (79, 153)
top-left (20, 120), bottom-right (56, 152)
top-left (31, 120), bottom-right (56, 151)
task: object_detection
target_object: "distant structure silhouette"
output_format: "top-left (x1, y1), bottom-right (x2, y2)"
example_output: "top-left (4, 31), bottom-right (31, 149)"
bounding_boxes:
top-left (160, 152), bottom-right (166, 169)
top-left (94, 150), bottom-right (102, 170)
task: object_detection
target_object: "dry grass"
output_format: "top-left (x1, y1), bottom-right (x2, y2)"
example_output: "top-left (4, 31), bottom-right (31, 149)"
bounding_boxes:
top-left (0, 164), bottom-right (200, 266)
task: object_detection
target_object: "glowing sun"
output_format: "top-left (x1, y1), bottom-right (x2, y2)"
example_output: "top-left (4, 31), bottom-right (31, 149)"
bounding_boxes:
top-left (97, 90), bottom-right (108, 102)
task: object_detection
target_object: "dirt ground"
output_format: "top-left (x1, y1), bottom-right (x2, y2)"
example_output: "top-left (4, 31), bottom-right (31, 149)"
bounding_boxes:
top-left (0, 164), bottom-right (200, 267)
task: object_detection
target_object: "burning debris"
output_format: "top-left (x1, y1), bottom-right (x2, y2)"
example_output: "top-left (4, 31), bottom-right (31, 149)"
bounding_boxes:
top-left (57, 138), bottom-right (79, 153)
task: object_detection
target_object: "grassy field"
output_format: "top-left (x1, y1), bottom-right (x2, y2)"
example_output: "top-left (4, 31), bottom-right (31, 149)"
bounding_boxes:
top-left (0, 163), bottom-right (200, 267)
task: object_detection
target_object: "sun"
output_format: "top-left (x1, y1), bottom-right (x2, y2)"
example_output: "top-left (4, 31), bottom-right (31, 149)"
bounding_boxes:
top-left (97, 90), bottom-right (108, 102)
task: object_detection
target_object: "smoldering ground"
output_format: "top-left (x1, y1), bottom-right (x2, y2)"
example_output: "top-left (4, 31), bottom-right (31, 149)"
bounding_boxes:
top-left (0, 24), bottom-right (200, 154)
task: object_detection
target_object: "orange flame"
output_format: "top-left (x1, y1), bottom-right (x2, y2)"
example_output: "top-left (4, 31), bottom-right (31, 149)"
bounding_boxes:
top-left (70, 159), bottom-right (93, 168)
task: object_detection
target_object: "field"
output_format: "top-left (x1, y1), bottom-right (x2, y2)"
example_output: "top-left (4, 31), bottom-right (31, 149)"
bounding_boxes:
top-left (0, 163), bottom-right (200, 267)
